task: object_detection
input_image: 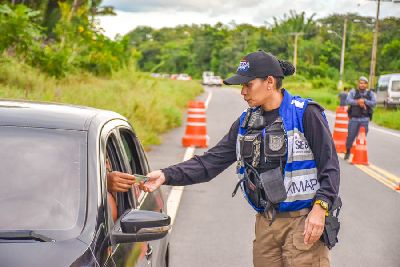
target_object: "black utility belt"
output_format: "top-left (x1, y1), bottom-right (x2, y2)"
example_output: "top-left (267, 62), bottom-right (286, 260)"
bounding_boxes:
top-left (260, 208), bottom-right (310, 218)
top-left (350, 115), bottom-right (369, 118)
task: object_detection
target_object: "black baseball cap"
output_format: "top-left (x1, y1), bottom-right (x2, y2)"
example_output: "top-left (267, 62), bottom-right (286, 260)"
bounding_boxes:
top-left (223, 50), bottom-right (284, 85)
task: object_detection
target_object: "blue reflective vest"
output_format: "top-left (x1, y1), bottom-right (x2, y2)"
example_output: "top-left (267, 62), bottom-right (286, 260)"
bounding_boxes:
top-left (236, 90), bottom-right (321, 212)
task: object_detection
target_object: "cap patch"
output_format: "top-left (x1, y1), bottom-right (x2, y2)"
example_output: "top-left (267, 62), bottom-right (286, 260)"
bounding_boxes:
top-left (237, 60), bottom-right (250, 72)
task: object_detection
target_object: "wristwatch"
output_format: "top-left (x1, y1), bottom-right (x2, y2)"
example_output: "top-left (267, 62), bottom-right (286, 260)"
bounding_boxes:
top-left (314, 200), bottom-right (329, 215)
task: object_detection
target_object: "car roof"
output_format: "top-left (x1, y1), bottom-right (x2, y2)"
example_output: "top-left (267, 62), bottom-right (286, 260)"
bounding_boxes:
top-left (0, 99), bottom-right (126, 130)
top-left (379, 73), bottom-right (400, 79)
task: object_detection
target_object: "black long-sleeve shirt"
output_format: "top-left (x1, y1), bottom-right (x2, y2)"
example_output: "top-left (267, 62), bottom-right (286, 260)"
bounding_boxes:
top-left (162, 104), bottom-right (340, 207)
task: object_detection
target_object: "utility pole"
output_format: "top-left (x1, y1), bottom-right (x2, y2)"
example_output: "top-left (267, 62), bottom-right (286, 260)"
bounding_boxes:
top-left (369, 0), bottom-right (381, 88)
top-left (367, 0), bottom-right (400, 88)
top-left (293, 33), bottom-right (298, 76)
top-left (291, 32), bottom-right (303, 76)
top-left (338, 18), bottom-right (347, 90)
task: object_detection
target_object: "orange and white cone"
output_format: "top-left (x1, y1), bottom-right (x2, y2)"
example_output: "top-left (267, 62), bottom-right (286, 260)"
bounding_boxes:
top-left (332, 106), bottom-right (349, 153)
top-left (351, 126), bottom-right (369, 165)
top-left (182, 101), bottom-right (209, 148)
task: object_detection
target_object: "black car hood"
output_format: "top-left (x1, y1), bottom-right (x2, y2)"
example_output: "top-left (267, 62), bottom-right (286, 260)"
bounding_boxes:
top-left (0, 238), bottom-right (90, 267)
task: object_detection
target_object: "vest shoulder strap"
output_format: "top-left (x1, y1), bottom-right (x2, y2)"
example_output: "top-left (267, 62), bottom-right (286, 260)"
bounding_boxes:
top-left (307, 101), bottom-right (325, 112)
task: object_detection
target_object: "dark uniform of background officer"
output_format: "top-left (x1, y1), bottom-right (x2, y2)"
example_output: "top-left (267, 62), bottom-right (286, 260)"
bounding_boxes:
top-left (139, 51), bottom-right (340, 267)
top-left (344, 76), bottom-right (376, 160)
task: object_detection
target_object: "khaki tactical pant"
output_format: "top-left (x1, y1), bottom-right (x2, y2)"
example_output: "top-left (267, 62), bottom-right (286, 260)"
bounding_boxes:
top-left (253, 211), bottom-right (330, 267)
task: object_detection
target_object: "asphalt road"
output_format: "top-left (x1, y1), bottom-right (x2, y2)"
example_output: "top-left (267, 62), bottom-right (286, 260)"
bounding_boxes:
top-left (147, 86), bottom-right (400, 267)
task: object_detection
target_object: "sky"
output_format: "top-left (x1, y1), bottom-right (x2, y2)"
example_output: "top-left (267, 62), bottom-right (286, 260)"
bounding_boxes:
top-left (98, 0), bottom-right (400, 39)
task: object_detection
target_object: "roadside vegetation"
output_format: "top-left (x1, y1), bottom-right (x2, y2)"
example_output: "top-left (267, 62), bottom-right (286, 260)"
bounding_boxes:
top-left (0, 57), bottom-right (203, 147)
top-left (0, 1), bottom-right (203, 148)
top-left (0, 1), bottom-right (398, 134)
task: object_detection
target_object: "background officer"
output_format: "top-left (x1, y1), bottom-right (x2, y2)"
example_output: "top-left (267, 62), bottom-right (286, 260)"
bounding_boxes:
top-left (344, 76), bottom-right (376, 160)
top-left (338, 87), bottom-right (349, 107)
top-left (141, 50), bottom-right (340, 267)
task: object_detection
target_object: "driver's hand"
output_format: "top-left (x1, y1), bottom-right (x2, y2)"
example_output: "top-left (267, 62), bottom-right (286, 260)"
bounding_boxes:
top-left (107, 171), bottom-right (136, 192)
top-left (139, 170), bottom-right (166, 193)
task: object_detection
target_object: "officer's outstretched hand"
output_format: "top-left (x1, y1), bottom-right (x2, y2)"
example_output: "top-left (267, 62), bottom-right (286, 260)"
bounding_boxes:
top-left (303, 204), bottom-right (326, 245)
top-left (139, 170), bottom-right (166, 193)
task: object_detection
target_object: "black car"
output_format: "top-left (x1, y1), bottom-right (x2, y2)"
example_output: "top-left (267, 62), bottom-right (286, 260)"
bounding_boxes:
top-left (0, 100), bottom-right (171, 267)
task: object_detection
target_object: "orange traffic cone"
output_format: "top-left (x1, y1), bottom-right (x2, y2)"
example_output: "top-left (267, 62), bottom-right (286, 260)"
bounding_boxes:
top-left (332, 106), bottom-right (349, 153)
top-left (182, 101), bottom-right (209, 148)
top-left (351, 126), bottom-right (369, 165)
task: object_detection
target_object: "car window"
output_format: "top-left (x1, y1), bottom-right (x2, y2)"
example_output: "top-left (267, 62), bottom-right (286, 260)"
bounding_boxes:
top-left (105, 133), bottom-right (135, 216)
top-left (391, 80), bottom-right (400, 92)
top-left (0, 126), bottom-right (86, 240)
top-left (119, 129), bottom-right (147, 201)
top-left (378, 80), bottom-right (389, 92)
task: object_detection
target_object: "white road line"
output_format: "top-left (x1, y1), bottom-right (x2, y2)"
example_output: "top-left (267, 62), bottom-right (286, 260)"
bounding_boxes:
top-left (166, 146), bottom-right (195, 227)
top-left (325, 110), bottom-right (400, 139)
top-left (205, 89), bottom-right (213, 108)
top-left (166, 186), bottom-right (184, 226)
top-left (183, 146), bottom-right (196, 161)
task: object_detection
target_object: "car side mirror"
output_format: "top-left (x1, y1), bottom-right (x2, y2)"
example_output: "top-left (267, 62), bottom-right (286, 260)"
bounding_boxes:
top-left (111, 209), bottom-right (171, 244)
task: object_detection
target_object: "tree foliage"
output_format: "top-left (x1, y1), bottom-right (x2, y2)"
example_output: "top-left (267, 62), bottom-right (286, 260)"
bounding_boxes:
top-left (0, 1), bottom-right (131, 77)
top-left (125, 11), bottom-right (400, 86)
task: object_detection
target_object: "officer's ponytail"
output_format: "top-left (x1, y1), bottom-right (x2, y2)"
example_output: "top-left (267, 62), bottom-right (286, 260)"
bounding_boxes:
top-left (278, 60), bottom-right (295, 77)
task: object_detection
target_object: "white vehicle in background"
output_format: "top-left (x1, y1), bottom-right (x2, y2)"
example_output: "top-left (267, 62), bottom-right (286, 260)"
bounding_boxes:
top-left (210, 76), bottom-right (223, 86)
top-left (376, 73), bottom-right (400, 108)
top-left (202, 71), bottom-right (214, 85)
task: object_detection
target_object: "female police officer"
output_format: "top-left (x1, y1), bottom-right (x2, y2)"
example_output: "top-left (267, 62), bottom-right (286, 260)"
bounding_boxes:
top-left (140, 50), bottom-right (340, 267)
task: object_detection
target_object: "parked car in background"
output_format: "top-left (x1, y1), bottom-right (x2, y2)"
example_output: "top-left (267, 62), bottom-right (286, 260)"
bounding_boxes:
top-left (151, 73), bottom-right (161, 78)
top-left (202, 71), bottom-right (214, 85)
top-left (0, 100), bottom-right (171, 267)
top-left (376, 73), bottom-right (400, 108)
top-left (176, 73), bottom-right (192, 81)
top-left (210, 76), bottom-right (223, 86)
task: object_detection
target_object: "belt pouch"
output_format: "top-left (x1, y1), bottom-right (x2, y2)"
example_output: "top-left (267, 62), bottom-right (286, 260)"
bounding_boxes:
top-left (259, 167), bottom-right (287, 204)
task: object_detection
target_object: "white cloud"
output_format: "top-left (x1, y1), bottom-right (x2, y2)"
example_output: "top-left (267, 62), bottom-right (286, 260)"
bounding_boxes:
top-left (101, 0), bottom-right (260, 13)
top-left (98, 0), bottom-right (400, 39)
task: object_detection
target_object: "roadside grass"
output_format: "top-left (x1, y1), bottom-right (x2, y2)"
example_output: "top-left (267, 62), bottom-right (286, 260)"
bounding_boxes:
top-left (373, 108), bottom-right (400, 130)
top-left (0, 57), bottom-right (203, 148)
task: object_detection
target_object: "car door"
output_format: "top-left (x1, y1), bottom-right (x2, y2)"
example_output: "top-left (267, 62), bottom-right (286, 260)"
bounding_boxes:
top-left (100, 122), bottom-right (150, 267)
top-left (116, 126), bottom-right (168, 267)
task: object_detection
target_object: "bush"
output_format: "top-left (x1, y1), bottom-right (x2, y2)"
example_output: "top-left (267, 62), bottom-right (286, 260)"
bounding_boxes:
top-left (311, 78), bottom-right (337, 91)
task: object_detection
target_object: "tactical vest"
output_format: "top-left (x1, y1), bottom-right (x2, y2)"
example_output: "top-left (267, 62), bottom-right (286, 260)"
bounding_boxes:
top-left (348, 89), bottom-right (373, 119)
top-left (235, 90), bottom-right (321, 213)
